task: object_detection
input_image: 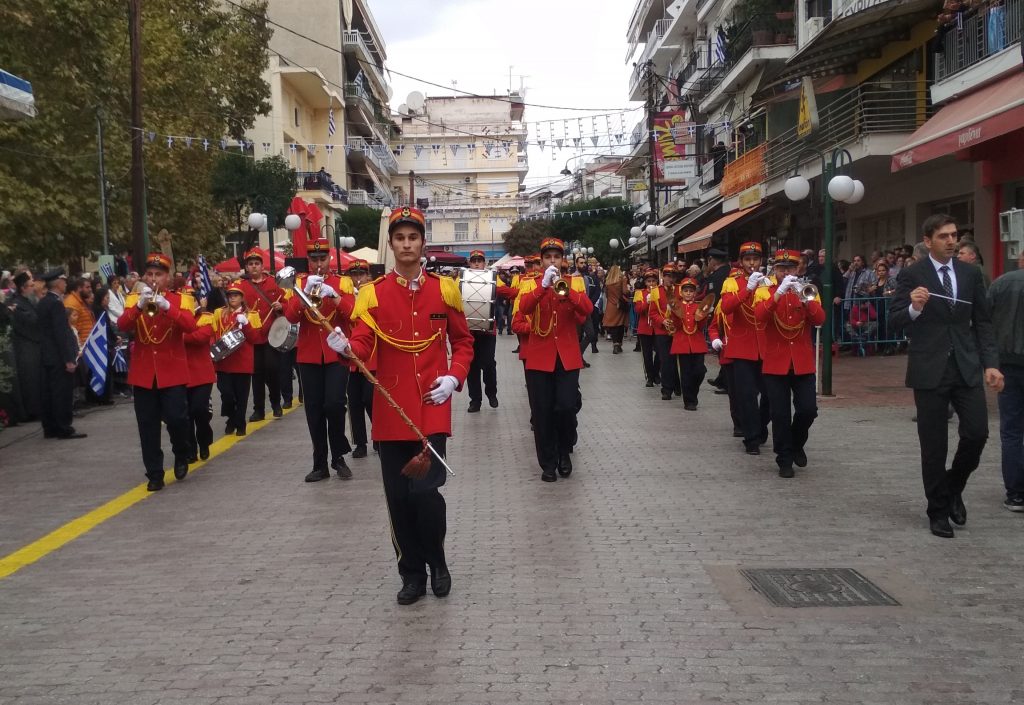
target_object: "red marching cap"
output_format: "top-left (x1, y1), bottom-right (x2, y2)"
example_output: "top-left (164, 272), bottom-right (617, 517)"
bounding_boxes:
top-left (469, 249), bottom-right (486, 261)
top-left (144, 252), bottom-right (172, 272)
top-left (307, 238), bottom-right (331, 256)
top-left (388, 206), bottom-right (426, 234)
top-left (539, 237), bottom-right (565, 254)
top-left (680, 277), bottom-right (698, 288)
top-left (661, 262), bottom-right (678, 274)
top-left (738, 241), bottom-right (763, 257)
top-left (226, 282), bottom-right (245, 296)
top-left (342, 258), bottom-right (369, 273)
top-left (643, 268), bottom-right (660, 279)
top-left (773, 249), bottom-right (802, 264)
top-left (243, 247), bottom-right (263, 262)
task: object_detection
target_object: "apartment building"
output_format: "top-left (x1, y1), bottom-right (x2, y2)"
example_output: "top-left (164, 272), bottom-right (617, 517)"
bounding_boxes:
top-left (390, 94), bottom-right (529, 261)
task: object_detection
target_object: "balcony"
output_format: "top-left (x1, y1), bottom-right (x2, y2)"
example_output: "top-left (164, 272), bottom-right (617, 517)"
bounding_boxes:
top-left (295, 171), bottom-right (348, 205)
top-left (347, 135), bottom-right (399, 176)
top-left (341, 30), bottom-right (389, 97)
top-left (348, 188), bottom-right (393, 208)
top-left (932, 0), bottom-right (1022, 102)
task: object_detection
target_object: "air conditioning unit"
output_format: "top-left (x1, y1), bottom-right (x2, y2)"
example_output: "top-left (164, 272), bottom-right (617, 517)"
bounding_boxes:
top-left (805, 17), bottom-right (826, 42)
top-left (463, 177), bottom-right (471, 183)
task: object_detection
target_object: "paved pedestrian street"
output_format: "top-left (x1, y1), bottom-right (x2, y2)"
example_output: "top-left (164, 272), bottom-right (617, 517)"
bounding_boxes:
top-left (1, 336), bottom-right (1021, 705)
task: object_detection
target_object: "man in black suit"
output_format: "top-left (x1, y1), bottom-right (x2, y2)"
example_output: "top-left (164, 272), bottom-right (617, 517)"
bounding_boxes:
top-left (36, 269), bottom-right (87, 440)
top-left (890, 214), bottom-right (1002, 538)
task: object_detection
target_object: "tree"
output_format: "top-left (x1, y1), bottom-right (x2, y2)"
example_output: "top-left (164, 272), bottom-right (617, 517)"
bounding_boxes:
top-left (550, 197), bottom-right (634, 265)
top-left (502, 219), bottom-right (552, 255)
top-left (0, 0), bottom-right (273, 268)
top-left (338, 206), bottom-right (383, 250)
top-left (210, 154), bottom-right (296, 238)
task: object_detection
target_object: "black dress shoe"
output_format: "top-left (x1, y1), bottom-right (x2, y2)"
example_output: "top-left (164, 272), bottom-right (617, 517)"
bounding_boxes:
top-left (430, 565), bottom-right (452, 597)
top-left (199, 445), bottom-right (210, 461)
top-left (949, 493), bottom-right (967, 526)
top-left (272, 406), bottom-right (283, 418)
top-left (332, 457), bottom-right (353, 480)
top-left (744, 443), bottom-right (760, 456)
top-left (186, 455), bottom-right (199, 465)
top-left (732, 428), bottom-right (744, 438)
top-left (282, 399), bottom-right (293, 410)
top-left (487, 394), bottom-right (499, 408)
top-left (930, 517), bottom-right (955, 538)
top-left (146, 479), bottom-right (164, 492)
top-left (174, 460), bottom-right (189, 481)
top-left (248, 411), bottom-right (264, 422)
top-left (467, 402), bottom-right (481, 413)
top-left (235, 428), bottom-right (246, 437)
top-left (57, 431), bottom-right (88, 439)
top-left (397, 580), bottom-right (427, 605)
top-left (304, 467), bottom-right (330, 482)
top-left (778, 463), bottom-right (795, 478)
top-left (683, 402), bottom-right (697, 411)
top-left (541, 470), bottom-right (557, 483)
top-left (793, 449), bottom-right (808, 468)
top-left (352, 445), bottom-right (368, 459)
top-left (661, 391), bottom-right (672, 400)
top-left (512, 346), bottom-right (520, 353)
top-left (645, 381), bottom-right (655, 388)
top-left (583, 361), bottom-right (591, 368)
top-left (225, 422), bottom-right (235, 435)
top-left (557, 454), bottom-right (573, 478)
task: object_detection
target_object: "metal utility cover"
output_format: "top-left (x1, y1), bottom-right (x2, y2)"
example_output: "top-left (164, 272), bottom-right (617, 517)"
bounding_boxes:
top-left (740, 568), bottom-right (901, 608)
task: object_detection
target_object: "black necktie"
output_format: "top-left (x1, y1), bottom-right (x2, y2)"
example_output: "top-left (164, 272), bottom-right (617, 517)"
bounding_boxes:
top-left (939, 265), bottom-right (954, 309)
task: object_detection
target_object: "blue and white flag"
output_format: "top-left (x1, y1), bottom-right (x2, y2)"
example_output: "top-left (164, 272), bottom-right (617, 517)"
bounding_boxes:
top-left (714, 28), bottom-right (727, 65)
top-left (328, 105), bottom-right (336, 138)
top-left (197, 254), bottom-right (213, 300)
top-left (113, 344), bottom-right (128, 374)
top-left (99, 262), bottom-right (114, 280)
top-left (83, 312), bottom-right (109, 396)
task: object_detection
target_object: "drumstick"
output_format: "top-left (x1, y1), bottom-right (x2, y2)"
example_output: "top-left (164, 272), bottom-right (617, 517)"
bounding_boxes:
top-left (292, 287), bottom-right (454, 479)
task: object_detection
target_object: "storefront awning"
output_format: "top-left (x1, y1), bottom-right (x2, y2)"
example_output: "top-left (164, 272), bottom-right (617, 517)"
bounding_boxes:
top-left (677, 205), bottom-right (764, 254)
top-left (890, 72), bottom-right (1024, 172)
top-left (0, 69), bottom-right (36, 120)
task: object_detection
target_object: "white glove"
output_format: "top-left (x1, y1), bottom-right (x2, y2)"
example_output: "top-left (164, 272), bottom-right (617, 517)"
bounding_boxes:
top-left (711, 339), bottom-right (724, 352)
top-left (644, 292), bottom-right (651, 303)
top-left (427, 375), bottom-right (458, 405)
top-left (541, 265), bottom-right (559, 289)
top-left (317, 283), bottom-right (338, 299)
top-left (304, 275), bottom-right (324, 293)
top-left (154, 295), bottom-right (171, 311)
top-left (326, 326), bottom-right (350, 355)
top-left (746, 272), bottom-right (764, 291)
top-left (136, 286), bottom-right (153, 309)
top-left (235, 313), bottom-right (249, 326)
top-left (774, 275), bottom-right (796, 300)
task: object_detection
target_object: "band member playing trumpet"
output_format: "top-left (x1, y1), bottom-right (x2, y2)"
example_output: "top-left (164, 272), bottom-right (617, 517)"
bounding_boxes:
top-left (212, 282), bottom-right (262, 438)
top-left (283, 238), bottom-right (356, 482)
top-left (326, 206), bottom-right (474, 605)
top-left (118, 253), bottom-right (198, 491)
top-left (663, 277), bottom-right (710, 410)
top-left (239, 248), bottom-right (285, 421)
top-left (720, 242), bottom-right (771, 455)
top-left (516, 237), bottom-right (594, 482)
top-left (633, 268), bottom-right (661, 388)
top-left (708, 279), bottom-right (745, 436)
top-left (182, 301), bottom-right (217, 463)
top-left (754, 250), bottom-right (826, 477)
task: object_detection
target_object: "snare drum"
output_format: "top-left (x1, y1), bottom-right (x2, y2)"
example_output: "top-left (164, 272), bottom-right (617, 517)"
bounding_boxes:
top-left (210, 328), bottom-right (246, 361)
top-left (459, 268), bottom-right (496, 332)
top-left (267, 316), bottom-right (299, 352)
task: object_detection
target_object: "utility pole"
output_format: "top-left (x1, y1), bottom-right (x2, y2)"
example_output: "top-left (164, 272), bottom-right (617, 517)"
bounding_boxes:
top-left (128, 0), bottom-right (147, 267)
top-left (408, 170), bottom-right (415, 204)
top-left (96, 109), bottom-right (110, 256)
top-left (645, 60), bottom-right (658, 264)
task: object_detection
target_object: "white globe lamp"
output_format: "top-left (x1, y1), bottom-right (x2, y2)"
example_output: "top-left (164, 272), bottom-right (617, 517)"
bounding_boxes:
top-left (630, 226), bottom-right (642, 238)
top-left (628, 237), bottom-right (638, 246)
top-left (284, 214), bottom-right (302, 232)
top-left (828, 175), bottom-right (855, 203)
top-left (609, 239), bottom-right (620, 249)
top-left (846, 179), bottom-right (865, 205)
top-left (784, 176), bottom-right (811, 201)
top-left (247, 212), bottom-right (266, 230)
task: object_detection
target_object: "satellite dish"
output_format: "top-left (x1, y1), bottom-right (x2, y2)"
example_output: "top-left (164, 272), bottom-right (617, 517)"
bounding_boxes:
top-left (385, 84), bottom-right (393, 100)
top-left (406, 91), bottom-right (425, 112)
top-left (397, 104), bottom-right (409, 115)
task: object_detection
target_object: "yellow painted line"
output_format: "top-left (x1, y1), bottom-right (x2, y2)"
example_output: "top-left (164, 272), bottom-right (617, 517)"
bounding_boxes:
top-left (0, 404), bottom-right (301, 580)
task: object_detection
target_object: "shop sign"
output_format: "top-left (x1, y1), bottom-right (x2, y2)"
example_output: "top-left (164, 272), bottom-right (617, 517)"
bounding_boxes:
top-left (738, 184), bottom-right (764, 209)
top-left (720, 144), bottom-right (766, 197)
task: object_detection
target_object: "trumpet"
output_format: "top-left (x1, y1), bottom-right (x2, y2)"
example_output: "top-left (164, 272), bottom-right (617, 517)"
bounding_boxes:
top-left (144, 287), bottom-right (161, 318)
top-left (792, 278), bottom-right (819, 303)
top-left (307, 282), bottom-right (323, 309)
top-left (553, 277), bottom-right (571, 297)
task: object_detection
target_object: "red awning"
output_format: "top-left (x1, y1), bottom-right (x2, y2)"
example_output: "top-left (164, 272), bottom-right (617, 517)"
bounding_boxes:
top-left (677, 205), bottom-right (763, 254)
top-left (891, 72), bottom-right (1024, 172)
top-left (213, 248), bottom-right (286, 273)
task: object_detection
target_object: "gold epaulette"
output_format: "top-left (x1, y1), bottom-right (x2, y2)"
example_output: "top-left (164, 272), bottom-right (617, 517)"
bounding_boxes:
top-left (570, 275), bottom-right (586, 294)
top-left (196, 311), bottom-right (214, 326)
top-left (438, 274), bottom-right (464, 312)
top-left (721, 277), bottom-right (739, 295)
top-left (352, 281), bottom-right (378, 321)
top-left (632, 290), bottom-right (643, 303)
top-left (179, 292), bottom-right (196, 312)
top-left (125, 293), bottom-right (140, 308)
top-left (337, 275), bottom-right (355, 295)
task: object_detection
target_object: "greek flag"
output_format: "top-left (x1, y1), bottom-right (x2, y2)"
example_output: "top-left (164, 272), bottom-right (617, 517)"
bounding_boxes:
top-left (113, 344), bottom-right (128, 374)
top-left (83, 312), bottom-right (109, 396)
top-left (714, 28), bottom-right (727, 65)
top-left (197, 254), bottom-right (212, 300)
top-left (99, 262), bottom-right (114, 280)
top-left (328, 105), bottom-right (336, 137)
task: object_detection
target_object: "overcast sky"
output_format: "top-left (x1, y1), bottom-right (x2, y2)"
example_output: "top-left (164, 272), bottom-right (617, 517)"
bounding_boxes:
top-left (370, 0), bottom-right (642, 188)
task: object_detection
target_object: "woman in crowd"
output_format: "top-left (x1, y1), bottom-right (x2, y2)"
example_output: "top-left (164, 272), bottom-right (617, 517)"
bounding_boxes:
top-left (601, 265), bottom-right (630, 354)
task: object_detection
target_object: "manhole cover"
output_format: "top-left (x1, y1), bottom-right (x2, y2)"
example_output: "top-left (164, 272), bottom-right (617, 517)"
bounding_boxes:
top-left (740, 568), bottom-right (900, 608)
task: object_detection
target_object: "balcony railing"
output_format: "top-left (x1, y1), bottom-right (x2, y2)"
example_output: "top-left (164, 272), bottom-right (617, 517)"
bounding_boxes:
top-left (934, 0), bottom-right (1022, 81)
top-left (348, 135), bottom-right (399, 175)
top-left (296, 171), bottom-right (348, 204)
top-left (348, 188), bottom-right (393, 208)
top-left (692, 17), bottom-right (794, 105)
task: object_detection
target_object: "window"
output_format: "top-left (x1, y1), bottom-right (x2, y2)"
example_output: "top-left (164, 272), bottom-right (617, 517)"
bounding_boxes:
top-left (454, 222), bottom-right (469, 242)
top-left (425, 220), bottom-right (432, 243)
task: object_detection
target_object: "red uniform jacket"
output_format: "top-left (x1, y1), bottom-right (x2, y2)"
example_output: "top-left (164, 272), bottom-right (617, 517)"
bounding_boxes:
top-left (283, 273), bottom-right (355, 365)
top-left (517, 275), bottom-right (593, 372)
top-left (211, 307), bottom-right (262, 374)
top-left (240, 276), bottom-right (284, 345)
top-left (668, 301), bottom-right (709, 355)
top-left (183, 312), bottom-right (217, 387)
top-left (719, 274), bottom-right (768, 361)
top-left (119, 290), bottom-right (198, 389)
top-left (633, 289), bottom-right (655, 335)
top-left (510, 275), bottom-right (539, 362)
top-left (754, 286), bottom-right (826, 376)
top-left (707, 303), bottom-right (734, 365)
top-left (646, 285), bottom-right (675, 337)
top-left (348, 271), bottom-right (474, 441)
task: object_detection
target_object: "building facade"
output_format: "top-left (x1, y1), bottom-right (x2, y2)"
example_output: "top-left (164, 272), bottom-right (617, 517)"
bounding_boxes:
top-left (390, 94), bottom-right (529, 260)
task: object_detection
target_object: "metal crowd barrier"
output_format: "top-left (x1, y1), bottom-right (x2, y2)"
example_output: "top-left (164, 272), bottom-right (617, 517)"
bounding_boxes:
top-left (834, 296), bottom-right (906, 356)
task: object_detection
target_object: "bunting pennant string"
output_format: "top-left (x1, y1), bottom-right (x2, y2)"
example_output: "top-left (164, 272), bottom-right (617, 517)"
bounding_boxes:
top-left (520, 204), bottom-right (635, 221)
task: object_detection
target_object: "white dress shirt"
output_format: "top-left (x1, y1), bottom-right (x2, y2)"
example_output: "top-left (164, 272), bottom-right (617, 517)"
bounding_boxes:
top-left (908, 254), bottom-right (958, 320)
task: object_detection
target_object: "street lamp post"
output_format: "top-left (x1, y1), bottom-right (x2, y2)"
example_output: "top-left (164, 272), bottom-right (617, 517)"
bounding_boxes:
top-left (783, 147), bottom-right (864, 397)
top-left (247, 211), bottom-right (268, 271)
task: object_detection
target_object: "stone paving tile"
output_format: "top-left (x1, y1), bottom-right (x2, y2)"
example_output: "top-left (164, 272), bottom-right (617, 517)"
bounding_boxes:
top-left (1, 335), bottom-right (1022, 705)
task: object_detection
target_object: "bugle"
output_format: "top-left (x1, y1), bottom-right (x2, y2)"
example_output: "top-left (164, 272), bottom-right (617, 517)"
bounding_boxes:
top-left (144, 287), bottom-right (161, 318)
top-left (553, 278), bottom-right (571, 297)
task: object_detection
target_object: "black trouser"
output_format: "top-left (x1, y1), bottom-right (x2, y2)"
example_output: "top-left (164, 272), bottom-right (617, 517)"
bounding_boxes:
top-left (607, 325), bottom-right (625, 346)
top-left (764, 372), bottom-right (817, 468)
top-left (679, 353), bottom-right (707, 405)
top-left (347, 369), bottom-right (374, 448)
top-left (279, 347), bottom-right (298, 403)
top-left (655, 335), bottom-right (679, 395)
top-left (638, 334), bottom-right (658, 384)
top-left (722, 363), bottom-right (742, 431)
top-left (217, 372), bottom-right (251, 435)
top-left (525, 359), bottom-right (580, 474)
top-left (186, 383), bottom-right (213, 458)
top-left (133, 383), bottom-right (189, 481)
top-left (40, 363), bottom-right (75, 436)
top-left (468, 331), bottom-right (497, 404)
top-left (732, 358), bottom-right (770, 446)
top-left (298, 362), bottom-right (350, 471)
top-left (578, 315), bottom-right (598, 354)
top-left (379, 434), bottom-right (448, 584)
top-left (250, 343), bottom-right (281, 414)
top-left (913, 355), bottom-right (989, 520)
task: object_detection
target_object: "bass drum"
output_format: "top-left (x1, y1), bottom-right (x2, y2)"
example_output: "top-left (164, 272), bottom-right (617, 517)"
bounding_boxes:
top-left (459, 268), bottom-right (496, 332)
top-left (210, 328), bottom-right (246, 362)
top-left (267, 316), bottom-right (299, 352)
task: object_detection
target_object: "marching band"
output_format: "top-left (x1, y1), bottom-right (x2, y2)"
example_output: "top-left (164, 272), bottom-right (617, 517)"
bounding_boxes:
top-left (117, 210), bottom-right (829, 602)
